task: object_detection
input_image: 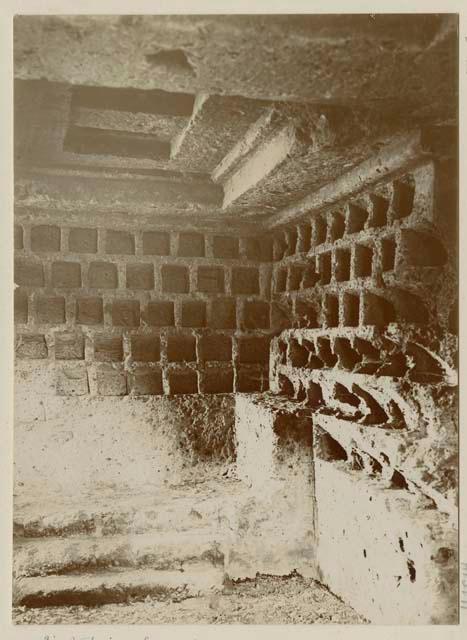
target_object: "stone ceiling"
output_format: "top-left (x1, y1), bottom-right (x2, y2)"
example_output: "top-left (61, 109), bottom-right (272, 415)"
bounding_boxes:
top-left (14, 14), bottom-right (458, 232)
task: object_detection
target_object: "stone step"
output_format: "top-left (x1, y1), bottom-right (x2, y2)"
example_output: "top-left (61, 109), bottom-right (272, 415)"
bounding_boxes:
top-left (13, 566), bottom-right (225, 608)
top-left (14, 531), bottom-right (226, 578)
top-left (14, 479), bottom-right (246, 538)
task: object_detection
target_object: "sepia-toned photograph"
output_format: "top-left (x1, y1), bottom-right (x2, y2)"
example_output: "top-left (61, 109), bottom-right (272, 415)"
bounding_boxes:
top-left (10, 10), bottom-right (459, 627)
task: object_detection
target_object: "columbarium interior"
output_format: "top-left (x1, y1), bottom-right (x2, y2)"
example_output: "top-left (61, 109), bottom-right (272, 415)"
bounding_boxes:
top-left (12, 14), bottom-right (458, 624)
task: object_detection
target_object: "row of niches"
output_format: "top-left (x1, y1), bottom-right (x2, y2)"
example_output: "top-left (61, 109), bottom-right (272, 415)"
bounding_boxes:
top-left (275, 370), bottom-right (408, 430)
top-left (273, 332), bottom-right (455, 384)
top-left (17, 360), bottom-right (270, 397)
top-left (14, 224), bottom-right (273, 262)
top-left (313, 426), bottom-right (438, 514)
top-left (276, 286), bottom-right (439, 332)
top-left (273, 228), bottom-right (447, 294)
top-left (15, 330), bottom-right (272, 367)
top-left (271, 171), bottom-right (425, 262)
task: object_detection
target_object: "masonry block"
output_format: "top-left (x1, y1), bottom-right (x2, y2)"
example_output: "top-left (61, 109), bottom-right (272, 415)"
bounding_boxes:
top-left (105, 230), bottom-right (135, 254)
top-left (210, 298), bottom-right (236, 329)
top-left (199, 334), bottom-right (232, 361)
top-left (55, 332), bottom-right (85, 360)
top-left (35, 296), bottom-right (66, 324)
top-left (142, 231), bottom-right (170, 256)
top-left (14, 225), bottom-right (23, 250)
top-left (88, 262), bottom-right (118, 289)
top-left (144, 301), bottom-right (175, 326)
top-left (236, 366), bottom-right (268, 392)
top-left (237, 336), bottom-right (270, 364)
top-left (51, 261), bottom-right (82, 288)
top-left (243, 301), bottom-right (270, 329)
top-left (76, 297), bottom-right (103, 325)
top-left (167, 334), bottom-right (197, 362)
top-left (14, 259), bottom-right (44, 287)
top-left (231, 267), bottom-right (259, 295)
top-left (30, 225), bottom-right (60, 252)
top-left (244, 236), bottom-right (273, 262)
top-left (130, 335), bottom-right (160, 362)
top-left (128, 366), bottom-right (163, 395)
top-left (16, 334), bottom-right (48, 359)
top-left (161, 265), bottom-right (189, 293)
top-left (94, 335), bottom-right (123, 362)
top-left (178, 232), bottom-right (205, 257)
top-left (56, 365), bottom-right (89, 396)
top-left (181, 300), bottom-right (206, 328)
top-left (213, 235), bottom-right (239, 259)
top-left (14, 289), bottom-right (28, 323)
top-left (68, 227), bottom-right (98, 253)
top-left (126, 263), bottom-right (154, 290)
top-left (204, 367), bottom-right (234, 393)
top-left (197, 266), bottom-right (225, 293)
top-left (168, 369), bottom-right (198, 395)
top-left (95, 364), bottom-right (127, 396)
top-left (111, 300), bottom-right (140, 327)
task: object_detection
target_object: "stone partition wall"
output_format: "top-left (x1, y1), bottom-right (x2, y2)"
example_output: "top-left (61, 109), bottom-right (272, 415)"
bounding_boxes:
top-left (265, 157), bottom-right (458, 623)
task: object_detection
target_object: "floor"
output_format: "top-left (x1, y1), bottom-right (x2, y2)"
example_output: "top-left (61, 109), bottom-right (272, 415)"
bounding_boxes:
top-left (13, 574), bottom-right (367, 625)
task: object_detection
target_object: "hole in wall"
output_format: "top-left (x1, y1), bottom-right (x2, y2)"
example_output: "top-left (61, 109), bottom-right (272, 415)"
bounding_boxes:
top-left (306, 382), bottom-right (324, 408)
top-left (315, 429), bottom-right (348, 462)
top-left (369, 194), bottom-right (390, 227)
top-left (335, 248), bottom-right (351, 281)
top-left (313, 216), bottom-right (327, 245)
top-left (335, 382), bottom-right (361, 408)
top-left (317, 337), bottom-right (338, 367)
top-left (278, 374), bottom-right (295, 397)
top-left (288, 266), bottom-right (304, 291)
top-left (390, 470), bottom-right (409, 490)
top-left (334, 338), bottom-right (362, 370)
top-left (289, 338), bottom-right (310, 368)
top-left (354, 244), bottom-right (373, 278)
top-left (298, 223), bottom-right (312, 253)
top-left (343, 293), bottom-right (360, 327)
top-left (381, 237), bottom-right (397, 272)
top-left (352, 384), bottom-right (388, 425)
top-left (392, 178), bottom-right (415, 220)
top-left (319, 252), bottom-right (332, 285)
top-left (329, 211), bottom-right (345, 241)
top-left (275, 268), bottom-right (287, 293)
top-left (347, 203), bottom-right (368, 234)
top-left (324, 295), bottom-right (339, 327)
top-left (286, 228), bottom-right (298, 256)
top-left (362, 293), bottom-right (396, 327)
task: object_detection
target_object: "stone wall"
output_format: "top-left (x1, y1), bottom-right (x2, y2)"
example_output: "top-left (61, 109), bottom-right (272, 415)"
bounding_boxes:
top-left (14, 219), bottom-right (274, 397)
